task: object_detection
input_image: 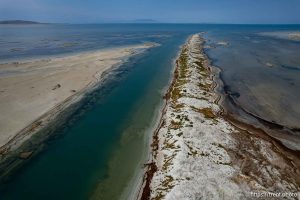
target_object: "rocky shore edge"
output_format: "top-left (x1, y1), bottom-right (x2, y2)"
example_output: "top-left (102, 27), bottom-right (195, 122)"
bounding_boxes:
top-left (139, 34), bottom-right (300, 200)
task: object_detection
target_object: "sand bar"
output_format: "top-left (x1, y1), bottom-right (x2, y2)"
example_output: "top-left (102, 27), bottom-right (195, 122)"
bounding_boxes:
top-left (139, 34), bottom-right (300, 199)
top-left (0, 44), bottom-right (155, 150)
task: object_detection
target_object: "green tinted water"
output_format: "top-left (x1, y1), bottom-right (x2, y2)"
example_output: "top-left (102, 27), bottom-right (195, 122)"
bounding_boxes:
top-left (0, 33), bottom-right (188, 200)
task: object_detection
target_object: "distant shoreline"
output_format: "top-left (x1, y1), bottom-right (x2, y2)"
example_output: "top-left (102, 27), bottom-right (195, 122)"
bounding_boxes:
top-left (0, 20), bottom-right (47, 25)
top-left (1, 21), bottom-right (300, 25)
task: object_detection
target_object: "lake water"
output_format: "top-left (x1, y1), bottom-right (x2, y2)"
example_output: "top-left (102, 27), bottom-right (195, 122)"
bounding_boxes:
top-left (0, 24), bottom-right (299, 199)
top-left (204, 25), bottom-right (300, 130)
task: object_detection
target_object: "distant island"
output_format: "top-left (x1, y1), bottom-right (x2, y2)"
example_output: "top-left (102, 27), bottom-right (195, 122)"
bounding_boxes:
top-left (0, 20), bottom-right (43, 25)
top-left (132, 19), bottom-right (157, 23)
top-left (0, 19), bottom-right (160, 25)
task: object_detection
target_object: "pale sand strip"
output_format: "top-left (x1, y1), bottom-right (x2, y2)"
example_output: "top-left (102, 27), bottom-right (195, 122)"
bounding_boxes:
top-left (139, 34), bottom-right (300, 199)
top-left (0, 44), bottom-right (155, 151)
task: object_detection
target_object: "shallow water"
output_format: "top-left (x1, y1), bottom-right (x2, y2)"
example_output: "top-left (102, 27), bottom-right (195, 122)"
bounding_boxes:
top-left (0, 24), bottom-right (300, 199)
top-left (0, 24), bottom-right (190, 200)
top-left (204, 25), bottom-right (300, 130)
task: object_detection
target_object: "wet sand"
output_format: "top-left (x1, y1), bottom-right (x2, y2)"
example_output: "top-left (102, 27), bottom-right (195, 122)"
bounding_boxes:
top-left (0, 44), bottom-right (155, 152)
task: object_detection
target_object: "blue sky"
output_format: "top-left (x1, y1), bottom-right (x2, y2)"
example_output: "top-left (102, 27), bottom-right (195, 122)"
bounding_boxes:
top-left (1, 0), bottom-right (300, 24)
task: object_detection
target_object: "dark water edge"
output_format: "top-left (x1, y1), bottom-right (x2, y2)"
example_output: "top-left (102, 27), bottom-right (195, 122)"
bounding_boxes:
top-left (88, 36), bottom-right (187, 200)
top-left (203, 25), bottom-right (300, 132)
top-left (201, 26), bottom-right (300, 151)
top-left (206, 51), bottom-right (300, 151)
top-left (1, 24), bottom-right (300, 199)
top-left (0, 48), bottom-right (151, 197)
top-left (0, 33), bottom-right (188, 200)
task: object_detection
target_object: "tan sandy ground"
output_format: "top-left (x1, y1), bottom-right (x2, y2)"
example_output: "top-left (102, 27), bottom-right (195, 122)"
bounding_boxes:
top-left (0, 44), bottom-right (154, 148)
top-left (289, 33), bottom-right (300, 40)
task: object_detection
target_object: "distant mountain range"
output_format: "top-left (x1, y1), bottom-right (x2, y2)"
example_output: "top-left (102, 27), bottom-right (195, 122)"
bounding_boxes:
top-left (0, 20), bottom-right (43, 24)
top-left (132, 19), bottom-right (158, 23)
top-left (0, 19), bottom-right (159, 25)
top-left (104, 19), bottom-right (159, 23)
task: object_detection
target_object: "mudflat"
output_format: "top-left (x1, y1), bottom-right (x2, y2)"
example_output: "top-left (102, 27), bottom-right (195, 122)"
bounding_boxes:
top-left (0, 44), bottom-right (154, 148)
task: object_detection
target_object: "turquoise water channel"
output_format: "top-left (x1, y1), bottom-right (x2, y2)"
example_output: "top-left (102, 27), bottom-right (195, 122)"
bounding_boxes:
top-left (1, 24), bottom-right (300, 199)
top-left (0, 25), bottom-right (188, 199)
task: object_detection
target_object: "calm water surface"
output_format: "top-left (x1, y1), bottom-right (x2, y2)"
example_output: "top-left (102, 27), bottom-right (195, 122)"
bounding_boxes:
top-left (0, 24), bottom-right (300, 199)
top-left (204, 25), bottom-right (300, 130)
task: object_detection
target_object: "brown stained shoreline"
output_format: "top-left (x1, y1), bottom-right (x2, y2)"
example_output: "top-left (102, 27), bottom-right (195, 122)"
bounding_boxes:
top-left (200, 35), bottom-right (300, 160)
top-left (140, 34), bottom-right (300, 199)
top-left (205, 37), bottom-right (300, 186)
top-left (224, 88), bottom-right (300, 131)
top-left (139, 55), bottom-right (182, 200)
top-left (224, 113), bottom-right (300, 163)
top-left (205, 38), bottom-right (300, 189)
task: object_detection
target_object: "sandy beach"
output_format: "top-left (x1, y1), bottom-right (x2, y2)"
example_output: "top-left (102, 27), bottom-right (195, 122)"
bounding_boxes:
top-left (259, 31), bottom-right (300, 41)
top-left (0, 44), bottom-right (155, 153)
top-left (139, 34), bottom-right (300, 199)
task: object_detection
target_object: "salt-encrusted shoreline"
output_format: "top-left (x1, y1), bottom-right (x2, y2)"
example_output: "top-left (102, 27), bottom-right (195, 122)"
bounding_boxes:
top-left (140, 34), bottom-right (300, 199)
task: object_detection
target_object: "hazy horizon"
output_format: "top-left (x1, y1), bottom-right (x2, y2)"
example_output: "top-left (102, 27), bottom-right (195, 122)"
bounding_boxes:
top-left (1, 0), bottom-right (300, 24)
top-left (2, 20), bottom-right (300, 25)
